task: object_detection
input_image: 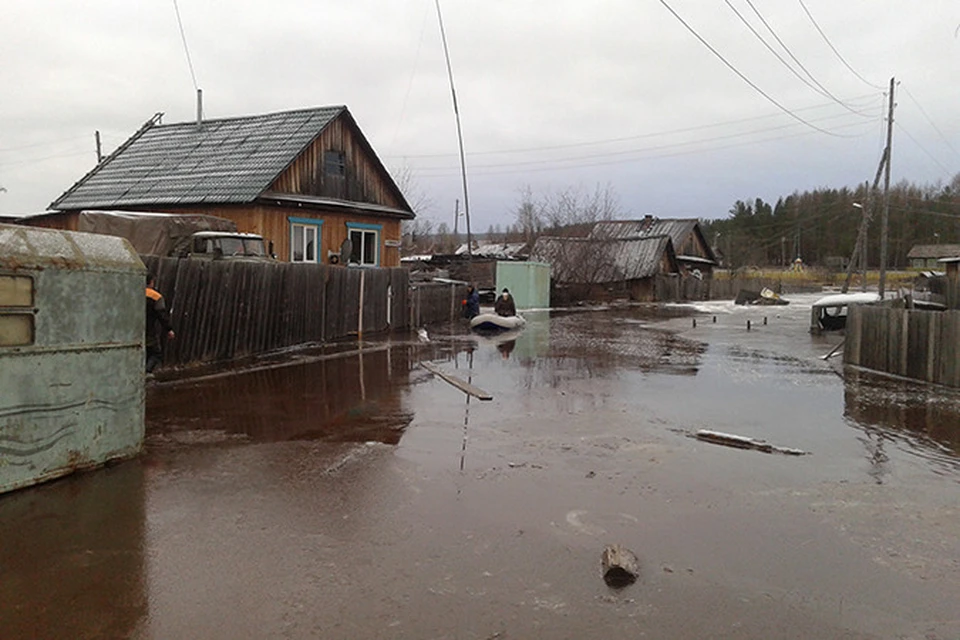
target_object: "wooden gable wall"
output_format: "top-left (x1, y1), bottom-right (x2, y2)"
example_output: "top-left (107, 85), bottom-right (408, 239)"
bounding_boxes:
top-left (269, 112), bottom-right (408, 211)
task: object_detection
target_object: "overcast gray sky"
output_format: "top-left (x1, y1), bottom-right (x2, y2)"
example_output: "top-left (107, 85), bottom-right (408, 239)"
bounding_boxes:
top-left (1, 0), bottom-right (958, 231)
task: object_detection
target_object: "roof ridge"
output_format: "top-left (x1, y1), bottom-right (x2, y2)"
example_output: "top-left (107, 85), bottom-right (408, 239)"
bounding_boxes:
top-left (155, 104), bottom-right (346, 128)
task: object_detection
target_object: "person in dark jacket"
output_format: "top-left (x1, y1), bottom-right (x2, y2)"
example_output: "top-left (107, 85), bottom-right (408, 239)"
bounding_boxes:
top-left (145, 274), bottom-right (175, 373)
top-left (494, 288), bottom-right (516, 317)
top-left (463, 285), bottom-right (481, 319)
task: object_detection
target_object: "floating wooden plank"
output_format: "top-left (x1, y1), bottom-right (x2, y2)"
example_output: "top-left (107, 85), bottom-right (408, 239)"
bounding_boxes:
top-left (420, 362), bottom-right (493, 401)
top-left (601, 544), bottom-right (639, 587)
top-left (695, 429), bottom-right (808, 456)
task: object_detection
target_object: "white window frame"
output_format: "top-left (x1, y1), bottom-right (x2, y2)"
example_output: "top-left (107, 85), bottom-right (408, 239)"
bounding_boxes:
top-left (289, 217), bottom-right (323, 263)
top-left (346, 223), bottom-right (381, 267)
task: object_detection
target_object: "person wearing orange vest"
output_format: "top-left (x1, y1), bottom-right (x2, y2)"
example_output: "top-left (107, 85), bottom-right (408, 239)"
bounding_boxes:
top-left (145, 274), bottom-right (175, 373)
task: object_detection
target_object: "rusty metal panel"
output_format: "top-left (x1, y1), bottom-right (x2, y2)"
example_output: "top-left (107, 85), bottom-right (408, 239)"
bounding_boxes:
top-left (0, 224), bottom-right (145, 494)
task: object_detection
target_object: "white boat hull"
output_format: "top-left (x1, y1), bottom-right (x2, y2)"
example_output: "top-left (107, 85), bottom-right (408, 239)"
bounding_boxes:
top-left (470, 313), bottom-right (526, 332)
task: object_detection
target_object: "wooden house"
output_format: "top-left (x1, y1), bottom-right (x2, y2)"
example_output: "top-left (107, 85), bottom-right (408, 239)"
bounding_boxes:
top-left (47, 106), bottom-right (414, 267)
top-left (588, 216), bottom-right (717, 278)
top-left (907, 244), bottom-right (960, 270)
top-left (531, 234), bottom-right (679, 302)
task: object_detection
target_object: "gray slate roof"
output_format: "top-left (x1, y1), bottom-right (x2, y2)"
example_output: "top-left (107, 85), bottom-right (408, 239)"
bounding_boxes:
top-left (531, 235), bottom-right (676, 284)
top-left (52, 106), bottom-right (345, 210)
top-left (907, 244), bottom-right (960, 260)
top-left (589, 218), bottom-right (716, 264)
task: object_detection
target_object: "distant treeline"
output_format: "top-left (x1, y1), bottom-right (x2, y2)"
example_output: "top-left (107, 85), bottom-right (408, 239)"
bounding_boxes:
top-left (702, 174), bottom-right (960, 269)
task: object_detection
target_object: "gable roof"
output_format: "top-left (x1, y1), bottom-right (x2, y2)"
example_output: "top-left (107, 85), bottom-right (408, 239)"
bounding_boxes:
top-left (906, 244), bottom-right (960, 260)
top-left (531, 235), bottom-right (677, 284)
top-left (51, 106), bottom-right (410, 213)
top-left (589, 217), bottom-right (716, 264)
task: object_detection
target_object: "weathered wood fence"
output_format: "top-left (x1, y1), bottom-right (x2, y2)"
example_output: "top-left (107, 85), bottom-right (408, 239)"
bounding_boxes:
top-left (143, 257), bottom-right (460, 369)
top-left (845, 305), bottom-right (960, 387)
top-left (409, 282), bottom-right (468, 328)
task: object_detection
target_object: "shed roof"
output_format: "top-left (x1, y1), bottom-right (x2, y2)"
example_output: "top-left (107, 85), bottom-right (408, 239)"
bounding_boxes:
top-left (589, 217), bottom-right (716, 264)
top-left (907, 244), bottom-right (960, 260)
top-left (0, 223), bottom-right (143, 273)
top-left (51, 106), bottom-right (363, 210)
top-left (531, 235), bottom-right (676, 284)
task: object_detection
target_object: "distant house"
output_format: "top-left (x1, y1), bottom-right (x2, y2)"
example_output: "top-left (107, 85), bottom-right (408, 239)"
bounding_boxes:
top-left (588, 216), bottom-right (717, 277)
top-left (531, 234), bottom-right (679, 301)
top-left (46, 106), bottom-right (414, 267)
top-left (906, 244), bottom-right (960, 270)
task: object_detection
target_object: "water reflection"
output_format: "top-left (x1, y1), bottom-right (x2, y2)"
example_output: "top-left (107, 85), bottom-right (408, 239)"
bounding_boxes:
top-left (0, 462), bottom-right (147, 638)
top-left (844, 368), bottom-right (960, 476)
top-left (147, 345), bottom-right (420, 447)
top-left (515, 308), bottom-right (705, 389)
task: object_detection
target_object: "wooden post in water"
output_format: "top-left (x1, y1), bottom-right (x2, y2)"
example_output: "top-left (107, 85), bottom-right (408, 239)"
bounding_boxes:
top-left (358, 269), bottom-right (365, 339)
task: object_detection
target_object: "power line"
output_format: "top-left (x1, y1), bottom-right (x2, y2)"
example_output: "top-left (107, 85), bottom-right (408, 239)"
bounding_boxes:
top-left (796, 0), bottom-right (885, 90)
top-left (415, 110), bottom-right (873, 173)
top-left (385, 93), bottom-right (880, 160)
top-left (656, 0), bottom-right (860, 137)
top-left (416, 118), bottom-right (875, 178)
top-left (902, 85), bottom-right (960, 162)
top-left (172, 0), bottom-right (199, 91)
top-left (740, 0), bottom-right (872, 116)
top-left (895, 122), bottom-right (954, 177)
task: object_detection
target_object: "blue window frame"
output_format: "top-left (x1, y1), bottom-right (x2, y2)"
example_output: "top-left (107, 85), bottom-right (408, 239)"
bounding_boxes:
top-left (288, 217), bottom-right (323, 263)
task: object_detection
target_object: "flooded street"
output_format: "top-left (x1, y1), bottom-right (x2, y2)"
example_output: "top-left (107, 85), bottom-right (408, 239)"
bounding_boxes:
top-left (3, 296), bottom-right (960, 639)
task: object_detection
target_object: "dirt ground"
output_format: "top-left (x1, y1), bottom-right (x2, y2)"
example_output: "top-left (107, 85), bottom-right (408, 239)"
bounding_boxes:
top-left (2, 294), bottom-right (959, 639)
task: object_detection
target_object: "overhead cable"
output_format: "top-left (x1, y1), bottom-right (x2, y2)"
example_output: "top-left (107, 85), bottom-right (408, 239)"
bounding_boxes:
top-left (172, 0), bottom-right (199, 90)
top-left (902, 86), bottom-right (960, 161)
top-left (739, 0), bottom-right (872, 116)
top-left (385, 93), bottom-right (880, 160)
top-left (796, 0), bottom-right (884, 90)
top-left (656, 0), bottom-right (859, 137)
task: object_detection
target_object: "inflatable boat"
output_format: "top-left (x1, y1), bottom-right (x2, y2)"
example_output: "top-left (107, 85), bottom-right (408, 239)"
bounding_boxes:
top-left (470, 313), bottom-right (526, 333)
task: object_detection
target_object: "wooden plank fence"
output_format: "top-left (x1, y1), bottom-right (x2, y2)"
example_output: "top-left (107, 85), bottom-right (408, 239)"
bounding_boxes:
top-left (143, 257), bottom-right (427, 369)
top-left (845, 305), bottom-right (960, 387)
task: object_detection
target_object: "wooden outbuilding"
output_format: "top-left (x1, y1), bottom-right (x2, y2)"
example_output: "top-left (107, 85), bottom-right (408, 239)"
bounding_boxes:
top-left (47, 106), bottom-right (414, 267)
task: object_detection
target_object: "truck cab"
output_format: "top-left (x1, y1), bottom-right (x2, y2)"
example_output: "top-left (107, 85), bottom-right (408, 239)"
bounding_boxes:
top-left (173, 231), bottom-right (273, 260)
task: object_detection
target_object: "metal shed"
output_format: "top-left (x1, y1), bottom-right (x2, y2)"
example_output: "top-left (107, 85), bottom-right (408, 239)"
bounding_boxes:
top-left (496, 261), bottom-right (551, 310)
top-left (1, 223), bottom-right (145, 494)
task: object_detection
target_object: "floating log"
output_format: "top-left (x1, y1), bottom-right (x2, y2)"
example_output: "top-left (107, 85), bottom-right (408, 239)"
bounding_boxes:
top-left (695, 429), bottom-right (808, 456)
top-left (420, 362), bottom-right (493, 401)
top-left (602, 544), bottom-right (639, 587)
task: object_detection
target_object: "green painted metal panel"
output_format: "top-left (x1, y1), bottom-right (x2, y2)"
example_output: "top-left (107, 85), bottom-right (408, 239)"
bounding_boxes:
top-left (1, 224), bottom-right (145, 494)
top-left (496, 261), bottom-right (551, 310)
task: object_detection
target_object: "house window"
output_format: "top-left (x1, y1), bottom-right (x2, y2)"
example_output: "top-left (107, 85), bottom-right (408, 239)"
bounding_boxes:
top-left (346, 223), bottom-right (381, 267)
top-left (0, 274), bottom-right (35, 347)
top-left (288, 217), bottom-right (324, 263)
top-left (324, 150), bottom-right (346, 177)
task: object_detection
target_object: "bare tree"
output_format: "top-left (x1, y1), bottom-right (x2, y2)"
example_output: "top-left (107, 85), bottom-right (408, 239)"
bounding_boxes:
top-left (515, 182), bottom-right (622, 244)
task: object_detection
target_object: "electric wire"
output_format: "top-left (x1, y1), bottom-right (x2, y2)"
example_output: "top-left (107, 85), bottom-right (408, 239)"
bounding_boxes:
top-left (388, 0), bottom-right (432, 155)
top-left (414, 116), bottom-right (876, 177)
top-left (740, 0), bottom-right (872, 116)
top-left (723, 0), bottom-right (870, 117)
top-left (384, 93), bottom-right (881, 160)
top-left (656, 0), bottom-right (863, 138)
top-left (172, 0), bottom-right (199, 91)
top-left (902, 86), bottom-right (960, 161)
top-left (796, 0), bottom-right (885, 90)
top-left (895, 122), bottom-right (954, 178)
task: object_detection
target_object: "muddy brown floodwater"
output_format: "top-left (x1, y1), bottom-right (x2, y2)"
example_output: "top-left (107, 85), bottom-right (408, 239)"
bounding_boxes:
top-left (3, 295), bottom-right (960, 639)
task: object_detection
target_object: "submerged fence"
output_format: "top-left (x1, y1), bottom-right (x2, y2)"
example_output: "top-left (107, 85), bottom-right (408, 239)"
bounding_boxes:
top-left (845, 305), bottom-right (960, 387)
top-left (143, 257), bottom-right (444, 368)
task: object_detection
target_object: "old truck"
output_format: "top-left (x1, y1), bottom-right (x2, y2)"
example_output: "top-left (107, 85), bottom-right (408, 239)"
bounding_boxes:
top-left (68, 210), bottom-right (274, 260)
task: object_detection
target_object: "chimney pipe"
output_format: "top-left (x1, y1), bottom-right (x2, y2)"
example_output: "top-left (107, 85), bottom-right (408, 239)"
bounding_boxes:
top-left (196, 88), bottom-right (203, 129)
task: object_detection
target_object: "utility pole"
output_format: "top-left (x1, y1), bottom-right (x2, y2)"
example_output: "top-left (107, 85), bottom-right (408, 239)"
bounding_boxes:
top-left (453, 198), bottom-right (460, 237)
top-left (843, 161), bottom-right (887, 294)
top-left (95, 131), bottom-right (103, 164)
top-left (878, 77), bottom-right (895, 299)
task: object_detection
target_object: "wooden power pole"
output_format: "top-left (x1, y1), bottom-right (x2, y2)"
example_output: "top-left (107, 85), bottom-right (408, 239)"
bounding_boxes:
top-left (878, 77), bottom-right (895, 299)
